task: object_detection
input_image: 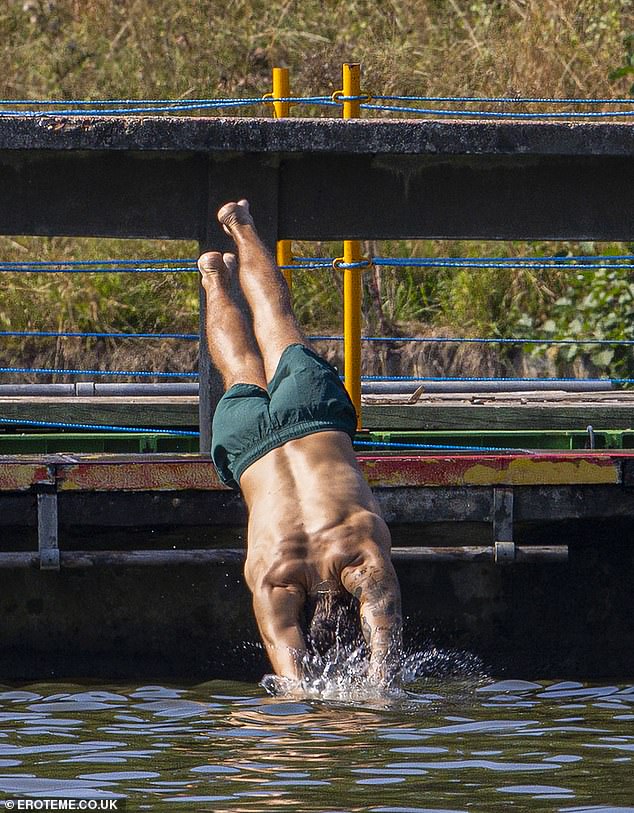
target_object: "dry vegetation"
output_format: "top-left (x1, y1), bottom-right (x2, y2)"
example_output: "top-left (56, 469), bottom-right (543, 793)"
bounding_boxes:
top-left (0, 0), bottom-right (632, 378)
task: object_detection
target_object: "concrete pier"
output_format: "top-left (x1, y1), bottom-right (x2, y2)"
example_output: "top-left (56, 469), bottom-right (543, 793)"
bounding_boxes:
top-left (1, 115), bottom-right (634, 679)
top-left (0, 451), bottom-right (633, 680)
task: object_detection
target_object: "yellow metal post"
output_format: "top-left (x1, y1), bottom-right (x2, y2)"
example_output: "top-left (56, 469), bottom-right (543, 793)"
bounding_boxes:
top-left (277, 239), bottom-right (293, 290)
top-left (272, 68), bottom-right (292, 289)
top-left (343, 240), bottom-right (362, 425)
top-left (342, 62), bottom-right (361, 119)
top-left (341, 62), bottom-right (363, 427)
top-left (272, 67), bottom-right (290, 119)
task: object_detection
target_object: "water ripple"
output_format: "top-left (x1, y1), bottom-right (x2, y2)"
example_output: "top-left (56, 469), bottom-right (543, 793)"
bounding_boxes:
top-left (0, 676), bottom-right (631, 809)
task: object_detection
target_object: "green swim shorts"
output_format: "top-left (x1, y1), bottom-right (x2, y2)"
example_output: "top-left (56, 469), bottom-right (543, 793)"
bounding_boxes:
top-left (211, 343), bottom-right (357, 490)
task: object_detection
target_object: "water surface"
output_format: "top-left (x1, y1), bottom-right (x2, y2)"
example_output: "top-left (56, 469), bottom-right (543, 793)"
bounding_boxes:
top-left (0, 676), bottom-right (633, 812)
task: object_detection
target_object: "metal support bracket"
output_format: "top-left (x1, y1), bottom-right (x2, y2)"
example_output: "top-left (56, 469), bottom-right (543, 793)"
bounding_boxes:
top-left (37, 487), bottom-right (59, 571)
top-left (493, 487), bottom-right (515, 564)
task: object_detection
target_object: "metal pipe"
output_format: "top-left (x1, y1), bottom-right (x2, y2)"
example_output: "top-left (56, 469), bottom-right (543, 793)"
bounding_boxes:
top-left (342, 62), bottom-right (362, 119)
top-left (341, 63), bottom-right (364, 429)
top-left (277, 240), bottom-right (293, 291)
top-left (344, 239), bottom-right (363, 426)
top-left (0, 545), bottom-right (568, 569)
top-left (93, 383), bottom-right (199, 396)
top-left (0, 380), bottom-right (613, 398)
top-left (0, 383), bottom-right (200, 397)
top-left (0, 384), bottom-right (76, 396)
top-left (362, 380), bottom-right (615, 395)
top-left (272, 66), bottom-right (291, 119)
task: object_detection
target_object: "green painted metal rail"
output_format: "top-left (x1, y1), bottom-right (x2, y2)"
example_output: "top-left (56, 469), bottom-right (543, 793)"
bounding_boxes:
top-left (1, 428), bottom-right (633, 455)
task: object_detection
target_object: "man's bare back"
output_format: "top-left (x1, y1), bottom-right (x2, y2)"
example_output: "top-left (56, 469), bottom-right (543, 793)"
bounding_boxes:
top-left (199, 200), bottom-right (402, 685)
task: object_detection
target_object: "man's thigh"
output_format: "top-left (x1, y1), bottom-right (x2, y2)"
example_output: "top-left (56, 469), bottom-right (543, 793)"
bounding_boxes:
top-left (211, 383), bottom-right (270, 489)
top-left (267, 344), bottom-right (357, 432)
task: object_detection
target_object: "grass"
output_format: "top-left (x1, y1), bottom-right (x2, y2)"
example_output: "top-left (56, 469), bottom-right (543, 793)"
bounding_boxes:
top-left (0, 0), bottom-right (632, 378)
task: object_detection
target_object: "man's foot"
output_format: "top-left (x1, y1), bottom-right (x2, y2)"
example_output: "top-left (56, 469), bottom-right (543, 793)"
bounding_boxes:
top-left (197, 251), bottom-right (236, 286)
top-left (217, 199), bottom-right (255, 237)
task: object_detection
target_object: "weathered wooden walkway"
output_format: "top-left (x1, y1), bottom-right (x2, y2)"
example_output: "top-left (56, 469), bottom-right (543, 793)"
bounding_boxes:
top-left (3, 390), bottom-right (634, 430)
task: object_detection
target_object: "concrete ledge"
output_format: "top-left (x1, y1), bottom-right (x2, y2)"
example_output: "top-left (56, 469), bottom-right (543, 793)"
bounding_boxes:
top-left (0, 116), bottom-right (633, 155)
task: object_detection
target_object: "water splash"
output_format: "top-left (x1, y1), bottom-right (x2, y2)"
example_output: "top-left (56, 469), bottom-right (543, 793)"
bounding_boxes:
top-left (261, 642), bottom-right (486, 703)
top-left (261, 594), bottom-right (486, 702)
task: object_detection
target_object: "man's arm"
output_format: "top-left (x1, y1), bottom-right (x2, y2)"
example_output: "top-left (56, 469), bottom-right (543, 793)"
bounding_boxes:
top-left (252, 583), bottom-right (307, 679)
top-left (341, 553), bottom-right (403, 684)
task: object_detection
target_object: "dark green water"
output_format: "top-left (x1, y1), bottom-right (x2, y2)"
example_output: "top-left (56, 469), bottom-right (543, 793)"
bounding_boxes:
top-left (1, 677), bottom-right (633, 812)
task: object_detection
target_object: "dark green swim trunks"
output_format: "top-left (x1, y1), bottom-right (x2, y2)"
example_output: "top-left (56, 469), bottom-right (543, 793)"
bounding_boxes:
top-left (211, 343), bottom-right (357, 489)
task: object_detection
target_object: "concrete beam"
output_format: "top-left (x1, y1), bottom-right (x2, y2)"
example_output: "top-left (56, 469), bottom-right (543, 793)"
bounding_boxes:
top-left (0, 118), bottom-right (632, 240)
top-left (1, 117), bottom-right (633, 156)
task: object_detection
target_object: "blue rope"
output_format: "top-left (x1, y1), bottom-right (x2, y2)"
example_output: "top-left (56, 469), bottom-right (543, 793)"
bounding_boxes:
top-left (0, 366), bottom-right (197, 378)
top-left (0, 417), bottom-right (199, 436)
top-left (310, 335), bottom-right (634, 346)
top-left (2, 255), bottom-right (632, 273)
top-left (0, 330), bottom-right (198, 339)
top-left (279, 260), bottom-right (334, 270)
top-left (359, 375), bottom-right (632, 383)
top-left (0, 258), bottom-right (190, 265)
top-left (0, 96), bottom-right (331, 106)
top-left (0, 417), bottom-right (528, 451)
top-left (371, 257), bottom-right (634, 269)
top-left (373, 95), bottom-right (634, 105)
top-left (354, 439), bottom-right (529, 453)
top-left (2, 330), bottom-right (630, 346)
top-left (0, 261), bottom-right (196, 273)
top-left (0, 96), bottom-right (334, 117)
top-left (360, 102), bottom-right (634, 119)
top-left (284, 256), bottom-right (634, 270)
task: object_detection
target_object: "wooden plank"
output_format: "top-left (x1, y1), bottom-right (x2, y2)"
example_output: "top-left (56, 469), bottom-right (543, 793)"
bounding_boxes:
top-left (0, 546), bottom-right (568, 568)
top-left (0, 397), bottom-right (198, 427)
top-left (4, 398), bottom-right (634, 431)
top-left (363, 404), bottom-right (634, 431)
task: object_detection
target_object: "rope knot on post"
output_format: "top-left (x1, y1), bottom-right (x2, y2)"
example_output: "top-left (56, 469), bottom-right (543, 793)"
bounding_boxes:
top-left (331, 91), bottom-right (373, 104)
top-left (332, 256), bottom-right (373, 270)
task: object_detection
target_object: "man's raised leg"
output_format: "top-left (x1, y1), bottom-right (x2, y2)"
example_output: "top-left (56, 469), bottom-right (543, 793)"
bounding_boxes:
top-left (217, 200), bottom-right (309, 381)
top-left (198, 251), bottom-right (267, 389)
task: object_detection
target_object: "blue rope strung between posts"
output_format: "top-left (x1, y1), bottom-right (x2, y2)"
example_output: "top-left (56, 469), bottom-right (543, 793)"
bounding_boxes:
top-left (283, 256), bottom-right (634, 270)
top-left (4, 330), bottom-right (634, 348)
top-left (0, 96), bottom-right (335, 117)
top-left (373, 95), bottom-right (634, 105)
top-left (310, 335), bottom-right (634, 346)
top-left (7, 370), bottom-right (631, 384)
top-left (371, 256), bottom-right (634, 269)
top-left (0, 258), bottom-right (191, 265)
top-left (2, 255), bottom-right (633, 273)
top-left (0, 366), bottom-right (197, 378)
top-left (0, 416), bottom-right (529, 453)
top-left (3, 330), bottom-right (634, 346)
top-left (0, 260), bottom-right (197, 273)
top-left (0, 417), bottom-right (199, 436)
top-left (3, 94), bottom-right (631, 107)
top-left (359, 102), bottom-right (634, 119)
top-left (0, 96), bottom-right (331, 106)
top-left (354, 439), bottom-right (530, 453)
top-left (360, 375), bottom-right (634, 384)
top-left (0, 330), bottom-right (198, 340)
top-left (0, 94), bottom-right (631, 118)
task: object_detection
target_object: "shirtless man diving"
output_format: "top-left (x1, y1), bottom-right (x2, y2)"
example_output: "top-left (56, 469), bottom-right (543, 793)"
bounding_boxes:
top-left (199, 200), bottom-right (402, 684)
